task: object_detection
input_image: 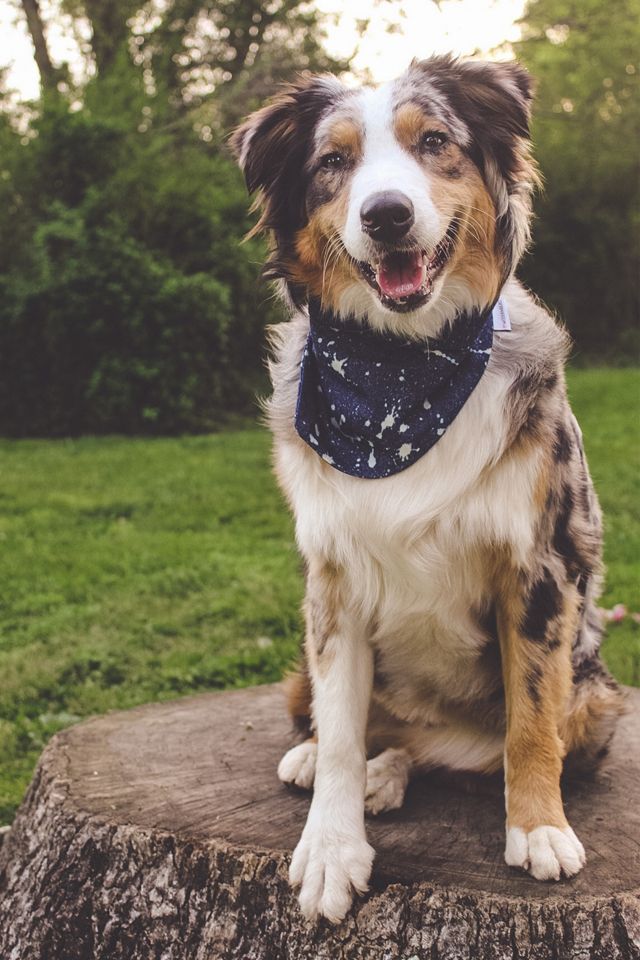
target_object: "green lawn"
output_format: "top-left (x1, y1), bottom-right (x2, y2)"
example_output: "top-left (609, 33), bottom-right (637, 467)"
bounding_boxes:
top-left (0, 368), bottom-right (638, 823)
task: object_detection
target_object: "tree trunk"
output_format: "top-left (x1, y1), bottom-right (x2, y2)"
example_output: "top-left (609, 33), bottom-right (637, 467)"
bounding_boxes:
top-left (83, 0), bottom-right (132, 75)
top-left (20, 0), bottom-right (56, 89)
top-left (0, 683), bottom-right (638, 959)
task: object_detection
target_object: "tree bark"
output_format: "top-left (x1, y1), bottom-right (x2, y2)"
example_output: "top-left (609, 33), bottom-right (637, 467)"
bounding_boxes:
top-left (20, 0), bottom-right (56, 89)
top-left (0, 683), bottom-right (638, 959)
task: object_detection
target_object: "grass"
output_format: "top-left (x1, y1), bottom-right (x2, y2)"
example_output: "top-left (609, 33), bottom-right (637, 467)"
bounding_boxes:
top-left (564, 369), bottom-right (640, 683)
top-left (0, 368), bottom-right (638, 823)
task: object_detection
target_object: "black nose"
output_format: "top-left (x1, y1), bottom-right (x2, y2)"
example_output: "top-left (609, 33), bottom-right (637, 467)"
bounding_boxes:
top-left (360, 190), bottom-right (415, 243)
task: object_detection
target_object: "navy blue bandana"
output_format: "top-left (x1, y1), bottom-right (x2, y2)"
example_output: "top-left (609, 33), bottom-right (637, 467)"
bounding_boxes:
top-left (294, 298), bottom-right (497, 479)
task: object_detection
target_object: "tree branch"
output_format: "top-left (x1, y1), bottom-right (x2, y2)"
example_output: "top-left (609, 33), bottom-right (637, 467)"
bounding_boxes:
top-left (20, 0), bottom-right (56, 89)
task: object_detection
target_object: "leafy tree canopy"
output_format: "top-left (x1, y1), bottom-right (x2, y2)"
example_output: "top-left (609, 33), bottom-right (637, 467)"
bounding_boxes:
top-left (515, 0), bottom-right (639, 357)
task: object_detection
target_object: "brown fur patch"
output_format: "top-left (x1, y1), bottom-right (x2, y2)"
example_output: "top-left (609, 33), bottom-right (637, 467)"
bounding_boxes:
top-left (393, 103), bottom-right (438, 149)
top-left (497, 563), bottom-right (579, 831)
top-left (319, 117), bottom-right (363, 158)
top-left (532, 453), bottom-right (553, 513)
top-left (304, 558), bottom-right (343, 669)
top-left (284, 664), bottom-right (313, 731)
top-left (440, 175), bottom-right (502, 306)
top-left (293, 193), bottom-right (357, 309)
top-left (453, 202), bottom-right (501, 302)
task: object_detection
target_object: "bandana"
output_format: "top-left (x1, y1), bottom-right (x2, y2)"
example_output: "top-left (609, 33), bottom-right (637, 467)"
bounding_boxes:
top-left (294, 298), bottom-right (501, 479)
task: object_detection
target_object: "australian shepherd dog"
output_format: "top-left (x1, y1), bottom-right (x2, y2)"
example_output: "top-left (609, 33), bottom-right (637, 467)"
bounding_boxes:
top-left (231, 56), bottom-right (623, 923)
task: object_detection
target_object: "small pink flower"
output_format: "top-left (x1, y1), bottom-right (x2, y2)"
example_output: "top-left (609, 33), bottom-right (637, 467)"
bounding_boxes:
top-left (599, 603), bottom-right (628, 623)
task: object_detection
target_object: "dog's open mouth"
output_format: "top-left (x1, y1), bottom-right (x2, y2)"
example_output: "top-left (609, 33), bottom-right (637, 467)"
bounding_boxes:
top-left (357, 219), bottom-right (459, 312)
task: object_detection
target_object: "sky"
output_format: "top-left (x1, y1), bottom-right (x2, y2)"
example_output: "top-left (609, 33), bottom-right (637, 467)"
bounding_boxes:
top-left (0, 0), bottom-right (526, 99)
top-left (318, 0), bottom-right (526, 81)
top-left (0, 0), bottom-right (81, 99)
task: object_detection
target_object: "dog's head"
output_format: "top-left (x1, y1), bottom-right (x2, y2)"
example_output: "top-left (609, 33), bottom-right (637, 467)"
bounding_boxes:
top-left (231, 56), bottom-right (537, 323)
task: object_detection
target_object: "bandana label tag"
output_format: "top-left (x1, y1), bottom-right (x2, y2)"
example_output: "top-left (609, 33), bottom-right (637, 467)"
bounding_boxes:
top-left (492, 298), bottom-right (511, 331)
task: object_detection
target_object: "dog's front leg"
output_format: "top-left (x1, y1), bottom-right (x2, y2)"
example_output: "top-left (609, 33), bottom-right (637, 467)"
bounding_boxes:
top-left (289, 558), bottom-right (374, 922)
top-left (498, 566), bottom-right (586, 881)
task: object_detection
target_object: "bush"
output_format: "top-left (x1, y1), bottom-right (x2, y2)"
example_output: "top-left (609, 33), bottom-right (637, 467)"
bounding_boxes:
top-left (0, 100), bottom-right (272, 437)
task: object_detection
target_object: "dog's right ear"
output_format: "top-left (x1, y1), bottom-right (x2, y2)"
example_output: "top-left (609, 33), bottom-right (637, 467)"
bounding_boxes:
top-left (230, 93), bottom-right (299, 196)
top-left (230, 75), bottom-right (344, 235)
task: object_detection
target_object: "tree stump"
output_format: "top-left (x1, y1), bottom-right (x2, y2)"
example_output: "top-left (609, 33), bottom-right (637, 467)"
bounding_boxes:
top-left (0, 685), bottom-right (638, 960)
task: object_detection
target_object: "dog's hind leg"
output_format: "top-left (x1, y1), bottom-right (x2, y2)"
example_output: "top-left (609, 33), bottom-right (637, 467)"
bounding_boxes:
top-left (278, 738), bottom-right (317, 789)
top-left (562, 654), bottom-right (624, 774)
top-left (279, 738), bottom-right (413, 816)
top-left (364, 747), bottom-right (412, 814)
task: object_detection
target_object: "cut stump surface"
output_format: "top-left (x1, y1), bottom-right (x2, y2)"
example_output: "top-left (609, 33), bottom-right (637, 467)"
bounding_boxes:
top-left (0, 683), bottom-right (638, 959)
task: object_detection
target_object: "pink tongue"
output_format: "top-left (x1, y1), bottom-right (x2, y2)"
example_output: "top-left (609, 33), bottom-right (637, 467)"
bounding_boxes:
top-left (377, 251), bottom-right (424, 299)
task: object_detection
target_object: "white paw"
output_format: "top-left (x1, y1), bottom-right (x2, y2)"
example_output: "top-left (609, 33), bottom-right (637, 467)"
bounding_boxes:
top-left (277, 741), bottom-right (317, 790)
top-left (365, 748), bottom-right (410, 815)
top-left (289, 820), bottom-right (374, 922)
top-left (505, 824), bottom-right (586, 881)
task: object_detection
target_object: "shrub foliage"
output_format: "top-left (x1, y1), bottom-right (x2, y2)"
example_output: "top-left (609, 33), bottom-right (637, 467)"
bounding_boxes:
top-left (0, 94), bottom-right (272, 435)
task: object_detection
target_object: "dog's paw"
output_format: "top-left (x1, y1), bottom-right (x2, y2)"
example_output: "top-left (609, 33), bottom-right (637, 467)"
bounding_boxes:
top-left (277, 740), bottom-right (317, 790)
top-left (365, 748), bottom-right (410, 815)
top-left (289, 821), bottom-right (374, 922)
top-left (505, 824), bottom-right (586, 881)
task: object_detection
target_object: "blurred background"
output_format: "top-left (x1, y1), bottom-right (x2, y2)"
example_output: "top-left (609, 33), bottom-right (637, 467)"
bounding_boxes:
top-left (0, 0), bottom-right (638, 823)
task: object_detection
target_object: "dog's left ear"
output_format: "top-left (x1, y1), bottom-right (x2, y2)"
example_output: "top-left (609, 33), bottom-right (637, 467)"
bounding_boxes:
top-left (421, 57), bottom-right (539, 272)
top-left (441, 60), bottom-right (534, 188)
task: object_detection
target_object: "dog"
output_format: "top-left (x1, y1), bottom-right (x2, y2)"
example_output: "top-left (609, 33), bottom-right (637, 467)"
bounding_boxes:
top-left (231, 55), bottom-right (623, 923)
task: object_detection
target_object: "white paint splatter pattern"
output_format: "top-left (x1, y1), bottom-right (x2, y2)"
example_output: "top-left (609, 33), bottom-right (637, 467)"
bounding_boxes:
top-left (430, 349), bottom-right (459, 365)
top-left (331, 355), bottom-right (348, 377)
top-left (376, 408), bottom-right (397, 439)
top-left (295, 300), bottom-right (495, 478)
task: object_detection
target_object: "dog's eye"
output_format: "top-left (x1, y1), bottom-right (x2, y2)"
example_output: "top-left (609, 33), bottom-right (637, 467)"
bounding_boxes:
top-left (319, 152), bottom-right (345, 170)
top-left (420, 131), bottom-right (448, 152)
